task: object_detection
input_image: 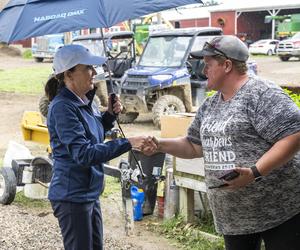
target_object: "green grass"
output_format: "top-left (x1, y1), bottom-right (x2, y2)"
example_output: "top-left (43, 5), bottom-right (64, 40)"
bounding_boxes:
top-left (14, 191), bottom-right (50, 209)
top-left (250, 54), bottom-right (276, 58)
top-left (12, 176), bottom-right (120, 207)
top-left (0, 66), bottom-right (51, 94)
top-left (102, 175), bottom-right (121, 198)
top-left (149, 215), bottom-right (224, 250)
top-left (195, 212), bottom-right (218, 235)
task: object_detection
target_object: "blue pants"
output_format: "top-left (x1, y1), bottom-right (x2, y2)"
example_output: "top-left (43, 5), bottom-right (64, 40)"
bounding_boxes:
top-left (51, 200), bottom-right (103, 250)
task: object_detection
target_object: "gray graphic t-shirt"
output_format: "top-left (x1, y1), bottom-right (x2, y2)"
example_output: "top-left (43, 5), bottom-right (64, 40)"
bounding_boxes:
top-left (187, 76), bottom-right (300, 235)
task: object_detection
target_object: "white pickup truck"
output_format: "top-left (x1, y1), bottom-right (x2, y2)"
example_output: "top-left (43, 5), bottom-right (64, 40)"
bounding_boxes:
top-left (277, 32), bottom-right (300, 61)
top-left (31, 34), bottom-right (64, 62)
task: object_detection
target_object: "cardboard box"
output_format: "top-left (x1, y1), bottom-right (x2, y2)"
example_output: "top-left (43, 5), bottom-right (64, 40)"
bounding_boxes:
top-left (160, 113), bottom-right (195, 138)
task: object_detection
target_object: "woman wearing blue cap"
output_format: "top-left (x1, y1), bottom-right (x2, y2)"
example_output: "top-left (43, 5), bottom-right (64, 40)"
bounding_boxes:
top-left (46, 44), bottom-right (156, 250)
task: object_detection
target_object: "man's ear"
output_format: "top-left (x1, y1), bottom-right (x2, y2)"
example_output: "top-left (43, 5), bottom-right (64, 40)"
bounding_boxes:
top-left (224, 60), bottom-right (233, 73)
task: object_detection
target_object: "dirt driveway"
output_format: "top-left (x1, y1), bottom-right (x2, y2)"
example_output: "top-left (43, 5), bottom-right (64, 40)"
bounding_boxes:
top-left (250, 55), bottom-right (300, 88)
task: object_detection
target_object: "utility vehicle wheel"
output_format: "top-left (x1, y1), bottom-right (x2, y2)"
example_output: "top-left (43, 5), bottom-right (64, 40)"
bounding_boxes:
top-left (39, 95), bottom-right (102, 118)
top-left (39, 95), bottom-right (50, 118)
top-left (94, 80), bottom-right (109, 107)
top-left (0, 167), bottom-right (17, 205)
top-left (35, 57), bottom-right (44, 62)
top-left (267, 49), bottom-right (273, 56)
top-left (118, 112), bottom-right (139, 124)
top-left (279, 56), bottom-right (289, 62)
top-left (91, 95), bottom-right (103, 111)
top-left (152, 95), bottom-right (186, 129)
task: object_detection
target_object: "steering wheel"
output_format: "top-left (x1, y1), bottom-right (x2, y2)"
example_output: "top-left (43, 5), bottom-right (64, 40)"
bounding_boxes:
top-left (185, 61), bottom-right (193, 75)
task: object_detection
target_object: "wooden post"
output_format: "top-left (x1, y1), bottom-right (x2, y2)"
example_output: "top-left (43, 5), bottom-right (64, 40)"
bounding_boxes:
top-left (179, 187), bottom-right (194, 223)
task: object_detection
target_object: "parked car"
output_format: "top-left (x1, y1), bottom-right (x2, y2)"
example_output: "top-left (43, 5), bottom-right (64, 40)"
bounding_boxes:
top-left (277, 32), bottom-right (300, 61)
top-left (249, 39), bottom-right (279, 56)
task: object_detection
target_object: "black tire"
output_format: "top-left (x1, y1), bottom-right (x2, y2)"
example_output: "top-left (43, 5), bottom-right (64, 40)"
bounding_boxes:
top-left (31, 156), bottom-right (53, 183)
top-left (39, 95), bottom-right (102, 118)
top-left (279, 56), bottom-right (289, 62)
top-left (39, 95), bottom-right (50, 118)
top-left (35, 57), bottom-right (44, 62)
top-left (118, 112), bottom-right (139, 124)
top-left (94, 80), bottom-right (109, 107)
top-left (152, 95), bottom-right (186, 129)
top-left (0, 167), bottom-right (17, 205)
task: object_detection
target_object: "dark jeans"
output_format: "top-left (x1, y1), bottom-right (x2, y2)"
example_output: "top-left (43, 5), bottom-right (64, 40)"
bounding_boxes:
top-left (51, 200), bottom-right (103, 250)
top-left (224, 212), bottom-right (300, 250)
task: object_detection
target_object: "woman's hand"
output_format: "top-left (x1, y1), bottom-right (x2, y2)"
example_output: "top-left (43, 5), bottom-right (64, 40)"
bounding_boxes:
top-left (108, 94), bottom-right (123, 115)
top-left (127, 136), bottom-right (158, 153)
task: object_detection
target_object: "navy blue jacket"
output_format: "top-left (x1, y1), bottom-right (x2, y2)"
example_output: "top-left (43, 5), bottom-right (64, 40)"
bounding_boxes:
top-left (47, 87), bottom-right (131, 202)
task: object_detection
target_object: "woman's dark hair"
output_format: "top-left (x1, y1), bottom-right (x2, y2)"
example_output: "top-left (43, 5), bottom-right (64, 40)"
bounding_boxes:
top-left (45, 66), bottom-right (76, 101)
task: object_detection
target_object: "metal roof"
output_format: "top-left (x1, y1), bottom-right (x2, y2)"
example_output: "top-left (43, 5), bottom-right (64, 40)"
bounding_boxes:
top-left (161, 6), bottom-right (210, 21)
top-left (210, 0), bottom-right (300, 13)
top-left (161, 1), bottom-right (300, 21)
top-left (150, 27), bottom-right (222, 37)
top-left (72, 31), bottom-right (134, 41)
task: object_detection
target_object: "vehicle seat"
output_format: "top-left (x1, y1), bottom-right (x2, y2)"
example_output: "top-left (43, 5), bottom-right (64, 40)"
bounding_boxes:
top-left (188, 58), bottom-right (207, 85)
top-left (106, 58), bottom-right (134, 78)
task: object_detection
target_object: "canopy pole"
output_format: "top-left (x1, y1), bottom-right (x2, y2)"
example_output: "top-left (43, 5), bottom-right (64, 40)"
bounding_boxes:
top-left (100, 28), bottom-right (115, 93)
top-left (99, 28), bottom-right (146, 179)
top-left (267, 9), bottom-right (281, 39)
top-left (235, 11), bottom-right (242, 35)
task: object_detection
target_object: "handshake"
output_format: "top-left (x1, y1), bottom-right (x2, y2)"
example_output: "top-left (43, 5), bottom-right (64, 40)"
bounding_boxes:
top-left (127, 136), bottom-right (159, 155)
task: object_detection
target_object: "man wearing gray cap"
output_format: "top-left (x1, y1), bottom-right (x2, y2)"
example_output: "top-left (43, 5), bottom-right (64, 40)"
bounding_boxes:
top-left (148, 35), bottom-right (300, 249)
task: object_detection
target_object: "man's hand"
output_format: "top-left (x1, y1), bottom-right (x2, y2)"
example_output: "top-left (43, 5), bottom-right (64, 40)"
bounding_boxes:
top-left (140, 136), bottom-right (160, 156)
top-left (222, 167), bottom-right (255, 190)
top-left (128, 136), bottom-right (158, 153)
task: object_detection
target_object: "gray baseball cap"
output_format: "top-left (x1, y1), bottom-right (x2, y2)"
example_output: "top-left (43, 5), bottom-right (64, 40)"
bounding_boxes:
top-left (191, 35), bottom-right (249, 62)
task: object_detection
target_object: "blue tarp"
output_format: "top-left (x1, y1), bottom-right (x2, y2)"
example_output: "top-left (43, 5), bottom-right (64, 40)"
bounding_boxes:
top-left (0, 0), bottom-right (202, 42)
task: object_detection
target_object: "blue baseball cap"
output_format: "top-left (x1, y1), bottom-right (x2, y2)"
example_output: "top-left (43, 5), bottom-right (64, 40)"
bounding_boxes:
top-left (53, 44), bottom-right (107, 74)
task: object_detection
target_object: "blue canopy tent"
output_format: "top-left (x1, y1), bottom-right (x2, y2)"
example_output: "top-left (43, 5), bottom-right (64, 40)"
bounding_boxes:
top-left (0, 0), bottom-right (202, 43)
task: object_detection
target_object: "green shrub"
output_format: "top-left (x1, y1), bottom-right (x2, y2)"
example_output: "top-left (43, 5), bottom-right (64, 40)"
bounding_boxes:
top-left (22, 49), bottom-right (32, 59)
top-left (206, 90), bottom-right (216, 97)
top-left (284, 89), bottom-right (300, 108)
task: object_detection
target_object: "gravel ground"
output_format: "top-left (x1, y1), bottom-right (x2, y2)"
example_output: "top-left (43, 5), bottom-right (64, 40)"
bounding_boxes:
top-left (0, 204), bottom-right (143, 250)
top-left (0, 204), bottom-right (64, 250)
top-left (0, 191), bottom-right (177, 250)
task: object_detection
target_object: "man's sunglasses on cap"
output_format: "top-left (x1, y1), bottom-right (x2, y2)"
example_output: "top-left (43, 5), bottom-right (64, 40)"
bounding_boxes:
top-left (203, 42), bottom-right (228, 59)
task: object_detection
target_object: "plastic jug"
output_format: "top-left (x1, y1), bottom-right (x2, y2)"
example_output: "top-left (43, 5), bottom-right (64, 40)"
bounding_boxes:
top-left (130, 185), bottom-right (145, 221)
